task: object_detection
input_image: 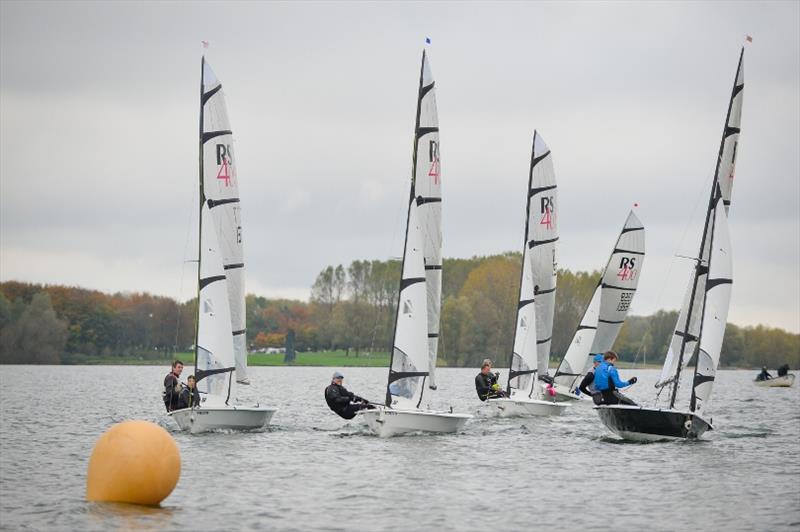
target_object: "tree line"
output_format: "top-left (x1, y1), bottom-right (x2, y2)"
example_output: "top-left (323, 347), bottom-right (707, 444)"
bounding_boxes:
top-left (1, 254), bottom-right (798, 369)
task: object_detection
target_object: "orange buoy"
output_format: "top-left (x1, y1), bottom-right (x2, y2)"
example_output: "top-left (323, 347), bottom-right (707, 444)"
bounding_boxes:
top-left (86, 420), bottom-right (180, 505)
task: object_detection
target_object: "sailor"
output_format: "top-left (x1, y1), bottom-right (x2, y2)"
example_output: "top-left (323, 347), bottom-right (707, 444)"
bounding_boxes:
top-left (593, 351), bottom-right (637, 406)
top-left (756, 366), bottom-right (772, 381)
top-left (324, 371), bottom-right (373, 420)
top-left (163, 360), bottom-right (185, 412)
top-left (475, 359), bottom-right (506, 401)
top-left (179, 375), bottom-right (201, 409)
top-left (576, 353), bottom-right (604, 402)
top-left (777, 364), bottom-right (790, 377)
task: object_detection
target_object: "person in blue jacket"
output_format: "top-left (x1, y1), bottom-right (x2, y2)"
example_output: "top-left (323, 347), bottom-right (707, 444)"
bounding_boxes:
top-left (593, 351), bottom-right (638, 406)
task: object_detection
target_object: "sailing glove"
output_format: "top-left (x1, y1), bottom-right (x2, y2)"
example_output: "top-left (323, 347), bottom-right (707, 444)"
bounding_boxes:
top-left (628, 377), bottom-right (638, 385)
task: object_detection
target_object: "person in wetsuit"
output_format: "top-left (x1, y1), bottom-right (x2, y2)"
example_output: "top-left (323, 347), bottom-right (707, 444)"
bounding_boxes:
top-left (777, 364), bottom-right (789, 378)
top-left (179, 375), bottom-right (201, 409)
top-left (163, 360), bottom-right (185, 412)
top-left (577, 353), bottom-right (604, 403)
top-left (593, 351), bottom-right (637, 406)
top-left (324, 371), bottom-right (373, 420)
top-left (475, 359), bottom-right (506, 401)
top-left (756, 366), bottom-right (773, 381)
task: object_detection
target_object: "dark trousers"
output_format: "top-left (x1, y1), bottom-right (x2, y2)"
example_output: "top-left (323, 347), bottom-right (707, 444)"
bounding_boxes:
top-left (336, 402), bottom-right (374, 420)
top-left (600, 389), bottom-right (637, 406)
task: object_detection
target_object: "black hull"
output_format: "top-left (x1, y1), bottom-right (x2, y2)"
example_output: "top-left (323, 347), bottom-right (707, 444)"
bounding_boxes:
top-left (596, 405), bottom-right (712, 441)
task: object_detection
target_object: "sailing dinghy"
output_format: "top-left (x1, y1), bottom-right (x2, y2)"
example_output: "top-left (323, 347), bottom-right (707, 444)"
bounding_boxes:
top-left (489, 131), bottom-right (567, 417)
top-left (550, 210), bottom-right (645, 402)
top-left (358, 48), bottom-right (471, 437)
top-left (597, 48), bottom-right (744, 441)
top-left (169, 52), bottom-right (277, 434)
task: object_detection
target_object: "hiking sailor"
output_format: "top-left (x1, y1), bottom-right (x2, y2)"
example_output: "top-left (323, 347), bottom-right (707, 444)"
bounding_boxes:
top-left (324, 371), bottom-right (374, 420)
top-left (593, 351), bottom-right (638, 406)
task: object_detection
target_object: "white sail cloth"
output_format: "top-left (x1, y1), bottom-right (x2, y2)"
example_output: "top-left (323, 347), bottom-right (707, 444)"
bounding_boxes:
top-left (509, 248), bottom-right (538, 397)
top-left (414, 50), bottom-right (442, 391)
top-left (528, 131), bottom-right (557, 377)
top-left (196, 202), bottom-right (236, 401)
top-left (387, 197), bottom-right (430, 410)
top-left (201, 60), bottom-right (249, 385)
top-left (553, 210), bottom-right (645, 391)
top-left (691, 195), bottom-right (732, 413)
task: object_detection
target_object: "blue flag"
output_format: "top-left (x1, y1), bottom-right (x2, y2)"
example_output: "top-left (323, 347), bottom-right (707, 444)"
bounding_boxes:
top-left (425, 37), bottom-right (431, 44)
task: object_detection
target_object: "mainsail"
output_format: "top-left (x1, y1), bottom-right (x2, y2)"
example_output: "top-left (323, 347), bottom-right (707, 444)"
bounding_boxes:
top-left (385, 193), bottom-right (429, 409)
top-left (553, 210), bottom-right (645, 392)
top-left (200, 58), bottom-right (249, 385)
top-left (656, 48), bottom-right (744, 394)
top-left (528, 131), bottom-right (558, 377)
top-left (413, 50), bottom-right (442, 391)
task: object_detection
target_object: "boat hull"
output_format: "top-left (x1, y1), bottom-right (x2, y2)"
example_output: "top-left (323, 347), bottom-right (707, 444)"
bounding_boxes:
top-left (549, 383), bottom-right (583, 402)
top-left (488, 397), bottom-right (569, 417)
top-left (358, 407), bottom-right (471, 438)
top-left (595, 405), bottom-right (712, 442)
top-left (754, 374), bottom-right (795, 388)
top-left (169, 406), bottom-right (277, 434)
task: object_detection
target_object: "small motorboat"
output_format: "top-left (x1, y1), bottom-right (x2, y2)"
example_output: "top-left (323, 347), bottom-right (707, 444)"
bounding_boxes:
top-left (754, 374), bottom-right (795, 388)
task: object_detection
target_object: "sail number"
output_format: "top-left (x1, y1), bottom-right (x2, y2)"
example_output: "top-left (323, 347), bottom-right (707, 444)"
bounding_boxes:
top-left (617, 291), bottom-right (634, 312)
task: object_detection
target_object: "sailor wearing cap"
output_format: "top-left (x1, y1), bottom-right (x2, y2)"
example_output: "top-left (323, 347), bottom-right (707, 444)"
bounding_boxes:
top-left (324, 371), bottom-right (374, 420)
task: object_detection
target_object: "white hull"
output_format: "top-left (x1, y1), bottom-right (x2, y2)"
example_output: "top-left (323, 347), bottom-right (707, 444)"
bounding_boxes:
top-left (754, 374), bottom-right (795, 388)
top-left (488, 397), bottom-right (569, 417)
top-left (169, 405), bottom-right (277, 434)
top-left (549, 383), bottom-right (583, 402)
top-left (358, 406), bottom-right (471, 438)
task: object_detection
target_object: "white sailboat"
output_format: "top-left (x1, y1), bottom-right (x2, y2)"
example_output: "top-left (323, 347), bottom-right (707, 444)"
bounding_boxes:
top-left (489, 131), bottom-right (567, 417)
top-left (169, 52), bottom-right (277, 434)
top-left (358, 48), bottom-right (471, 437)
top-left (550, 210), bottom-right (645, 402)
top-left (596, 47), bottom-right (744, 441)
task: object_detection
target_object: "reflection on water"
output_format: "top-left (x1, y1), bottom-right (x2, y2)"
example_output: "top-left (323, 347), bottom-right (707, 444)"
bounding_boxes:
top-left (0, 366), bottom-right (798, 531)
top-left (85, 502), bottom-right (175, 531)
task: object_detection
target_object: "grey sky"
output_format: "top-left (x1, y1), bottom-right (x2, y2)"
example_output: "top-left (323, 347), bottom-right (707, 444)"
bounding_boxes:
top-left (1, 1), bottom-right (798, 332)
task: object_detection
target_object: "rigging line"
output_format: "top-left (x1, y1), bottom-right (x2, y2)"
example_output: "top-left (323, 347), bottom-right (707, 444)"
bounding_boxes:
top-left (174, 168), bottom-right (200, 353)
top-left (629, 167), bottom-right (715, 375)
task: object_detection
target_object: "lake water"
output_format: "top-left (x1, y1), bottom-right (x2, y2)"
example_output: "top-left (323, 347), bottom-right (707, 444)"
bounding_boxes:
top-left (1, 365), bottom-right (798, 531)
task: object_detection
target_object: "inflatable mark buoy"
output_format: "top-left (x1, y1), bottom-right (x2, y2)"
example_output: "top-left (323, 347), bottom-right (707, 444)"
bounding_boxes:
top-left (86, 420), bottom-right (180, 505)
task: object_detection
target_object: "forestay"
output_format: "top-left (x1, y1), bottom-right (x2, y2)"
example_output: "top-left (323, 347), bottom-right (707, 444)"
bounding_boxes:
top-left (656, 49), bottom-right (744, 391)
top-left (553, 210), bottom-right (645, 392)
top-left (412, 50), bottom-right (442, 391)
top-left (690, 193), bottom-right (732, 413)
top-left (386, 195), bottom-right (430, 409)
top-left (528, 131), bottom-right (558, 377)
top-left (201, 59), bottom-right (249, 385)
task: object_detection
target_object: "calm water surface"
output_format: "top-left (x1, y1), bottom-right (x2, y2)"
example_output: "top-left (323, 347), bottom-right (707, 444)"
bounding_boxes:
top-left (1, 366), bottom-right (798, 531)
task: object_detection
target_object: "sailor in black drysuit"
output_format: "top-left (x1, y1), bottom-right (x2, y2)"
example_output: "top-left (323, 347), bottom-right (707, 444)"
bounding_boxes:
top-left (163, 360), bottom-right (185, 412)
top-left (577, 353), bottom-right (604, 404)
top-left (324, 371), bottom-right (373, 420)
top-left (475, 359), bottom-right (506, 401)
top-left (179, 375), bottom-right (201, 409)
top-left (756, 366), bottom-right (772, 381)
top-left (777, 364), bottom-right (790, 377)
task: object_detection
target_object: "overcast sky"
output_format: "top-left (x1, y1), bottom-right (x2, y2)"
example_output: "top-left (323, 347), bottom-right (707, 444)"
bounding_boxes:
top-left (1, 1), bottom-right (798, 332)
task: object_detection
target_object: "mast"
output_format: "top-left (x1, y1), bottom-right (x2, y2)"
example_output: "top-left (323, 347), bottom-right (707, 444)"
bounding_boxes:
top-left (689, 184), bottom-right (721, 411)
top-left (194, 55), bottom-right (206, 378)
top-left (668, 48), bottom-right (744, 409)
